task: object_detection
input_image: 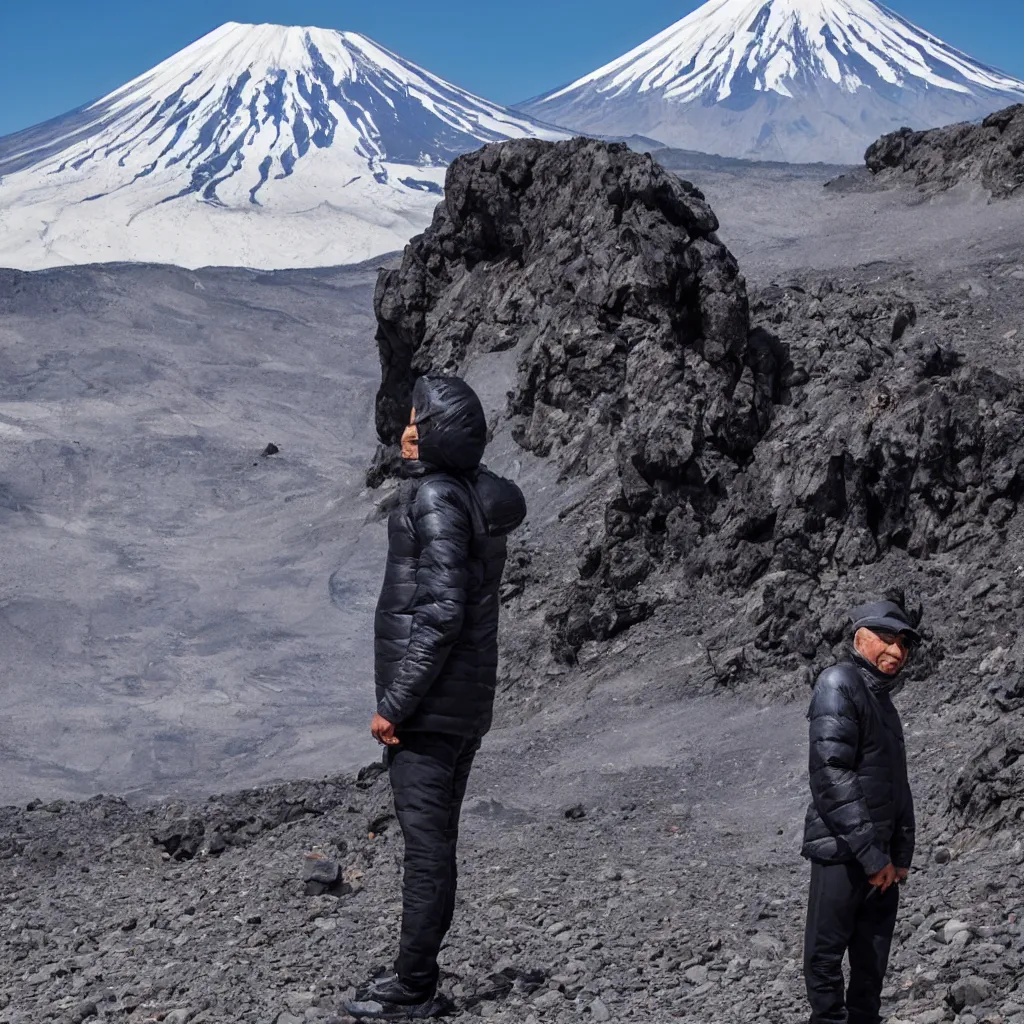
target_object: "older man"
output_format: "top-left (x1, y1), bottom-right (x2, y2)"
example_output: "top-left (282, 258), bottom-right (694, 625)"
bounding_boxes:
top-left (802, 599), bottom-right (922, 1024)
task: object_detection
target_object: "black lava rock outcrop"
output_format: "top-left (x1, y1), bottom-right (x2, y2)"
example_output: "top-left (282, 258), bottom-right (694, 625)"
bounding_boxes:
top-left (369, 138), bottom-right (1024, 685)
top-left (866, 104), bottom-right (1024, 198)
top-left (951, 718), bottom-right (1024, 838)
top-left (950, 637), bottom-right (1024, 844)
top-left (371, 137), bottom-right (780, 647)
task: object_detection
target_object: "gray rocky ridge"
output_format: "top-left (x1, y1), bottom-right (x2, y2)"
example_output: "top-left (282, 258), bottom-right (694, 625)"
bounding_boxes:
top-left (866, 104), bottom-right (1024, 198)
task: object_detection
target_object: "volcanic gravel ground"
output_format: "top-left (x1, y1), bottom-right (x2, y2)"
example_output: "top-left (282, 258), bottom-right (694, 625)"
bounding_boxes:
top-left (0, 676), bottom-right (1021, 1024)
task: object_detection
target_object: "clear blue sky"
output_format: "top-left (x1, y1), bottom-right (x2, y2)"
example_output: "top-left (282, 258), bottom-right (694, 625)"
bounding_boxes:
top-left (1, 0), bottom-right (1022, 138)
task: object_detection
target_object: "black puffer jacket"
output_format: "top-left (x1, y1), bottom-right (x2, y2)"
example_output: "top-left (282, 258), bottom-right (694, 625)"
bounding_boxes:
top-left (374, 375), bottom-right (526, 737)
top-left (801, 655), bottom-right (915, 874)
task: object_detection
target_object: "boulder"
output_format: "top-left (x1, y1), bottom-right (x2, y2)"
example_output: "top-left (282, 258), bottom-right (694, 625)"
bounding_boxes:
top-left (371, 137), bottom-right (779, 652)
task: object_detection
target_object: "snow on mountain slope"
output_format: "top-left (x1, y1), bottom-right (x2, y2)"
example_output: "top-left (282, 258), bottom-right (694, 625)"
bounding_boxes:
top-left (519, 0), bottom-right (1024, 163)
top-left (0, 23), bottom-right (571, 271)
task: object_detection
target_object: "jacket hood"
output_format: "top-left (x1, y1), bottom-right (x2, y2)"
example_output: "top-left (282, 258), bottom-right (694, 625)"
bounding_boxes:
top-left (410, 374), bottom-right (487, 474)
top-left (467, 467), bottom-right (527, 539)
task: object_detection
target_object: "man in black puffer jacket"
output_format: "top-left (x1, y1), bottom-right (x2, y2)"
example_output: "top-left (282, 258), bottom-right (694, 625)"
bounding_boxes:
top-left (347, 374), bottom-right (526, 1021)
top-left (802, 599), bottom-right (921, 1024)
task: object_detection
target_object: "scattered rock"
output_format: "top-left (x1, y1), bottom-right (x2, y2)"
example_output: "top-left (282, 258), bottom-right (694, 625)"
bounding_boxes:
top-left (942, 919), bottom-right (973, 945)
top-left (356, 762), bottom-right (388, 786)
top-left (684, 965), bottom-right (709, 985)
top-left (72, 1000), bottom-right (98, 1023)
top-left (948, 975), bottom-right (994, 1012)
top-left (152, 818), bottom-right (206, 861)
top-left (302, 851), bottom-right (340, 885)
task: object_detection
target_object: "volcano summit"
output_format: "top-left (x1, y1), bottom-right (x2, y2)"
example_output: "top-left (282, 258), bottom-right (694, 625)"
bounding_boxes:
top-left (0, 23), bottom-right (569, 270)
top-left (519, 0), bottom-right (1024, 163)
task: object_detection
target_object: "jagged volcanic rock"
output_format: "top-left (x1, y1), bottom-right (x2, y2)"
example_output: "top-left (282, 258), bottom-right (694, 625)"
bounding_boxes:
top-left (692, 274), bottom-right (1024, 682)
top-left (370, 140), bottom-right (1024, 699)
top-left (951, 718), bottom-right (1024, 839)
top-left (372, 136), bottom-right (780, 647)
top-left (950, 636), bottom-right (1024, 843)
top-left (866, 104), bottom-right (1024, 198)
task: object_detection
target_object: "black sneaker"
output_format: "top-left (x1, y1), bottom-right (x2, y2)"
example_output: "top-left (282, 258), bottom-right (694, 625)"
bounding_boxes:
top-left (363, 975), bottom-right (434, 1000)
top-left (345, 977), bottom-right (450, 1020)
top-left (352, 975), bottom-right (403, 1002)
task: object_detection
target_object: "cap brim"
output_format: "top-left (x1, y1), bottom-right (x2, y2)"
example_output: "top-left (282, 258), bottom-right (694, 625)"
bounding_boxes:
top-left (854, 617), bottom-right (922, 645)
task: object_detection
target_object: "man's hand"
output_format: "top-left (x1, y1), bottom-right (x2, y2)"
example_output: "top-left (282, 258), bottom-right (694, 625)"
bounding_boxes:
top-left (371, 713), bottom-right (399, 746)
top-left (868, 863), bottom-right (899, 893)
top-left (896, 867), bottom-right (909, 884)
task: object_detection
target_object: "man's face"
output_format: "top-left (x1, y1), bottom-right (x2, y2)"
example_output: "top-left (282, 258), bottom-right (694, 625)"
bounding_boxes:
top-left (401, 407), bottom-right (419, 461)
top-left (855, 627), bottom-right (910, 675)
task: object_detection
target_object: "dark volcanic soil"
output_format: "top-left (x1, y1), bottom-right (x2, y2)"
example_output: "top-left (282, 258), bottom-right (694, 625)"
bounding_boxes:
top-left (1, 139), bottom-right (1023, 1024)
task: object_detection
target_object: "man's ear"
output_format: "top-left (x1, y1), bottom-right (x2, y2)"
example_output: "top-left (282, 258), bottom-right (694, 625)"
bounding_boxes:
top-left (853, 628), bottom-right (868, 657)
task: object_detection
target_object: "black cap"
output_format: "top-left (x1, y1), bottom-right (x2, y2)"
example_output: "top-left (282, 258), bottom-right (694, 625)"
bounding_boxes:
top-left (850, 600), bottom-right (922, 646)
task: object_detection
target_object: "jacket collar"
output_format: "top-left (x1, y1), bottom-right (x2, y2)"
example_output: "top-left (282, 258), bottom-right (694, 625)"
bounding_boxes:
top-left (398, 458), bottom-right (436, 480)
top-left (850, 648), bottom-right (904, 696)
top-left (399, 458), bottom-right (476, 482)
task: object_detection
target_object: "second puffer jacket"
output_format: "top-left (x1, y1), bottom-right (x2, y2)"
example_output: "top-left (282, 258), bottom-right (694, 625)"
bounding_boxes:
top-left (801, 656), bottom-right (916, 875)
top-left (374, 375), bottom-right (526, 737)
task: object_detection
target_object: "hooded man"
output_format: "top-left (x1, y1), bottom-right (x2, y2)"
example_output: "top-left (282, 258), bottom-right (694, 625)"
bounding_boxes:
top-left (802, 599), bottom-right (922, 1024)
top-left (347, 374), bottom-right (526, 1020)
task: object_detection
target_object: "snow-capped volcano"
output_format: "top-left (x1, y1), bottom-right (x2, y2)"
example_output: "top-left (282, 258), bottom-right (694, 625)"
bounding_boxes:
top-left (0, 23), bottom-right (570, 271)
top-left (519, 0), bottom-right (1024, 163)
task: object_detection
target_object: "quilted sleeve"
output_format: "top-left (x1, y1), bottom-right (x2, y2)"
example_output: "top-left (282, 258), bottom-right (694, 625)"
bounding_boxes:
top-left (891, 785), bottom-right (916, 870)
top-left (808, 669), bottom-right (891, 876)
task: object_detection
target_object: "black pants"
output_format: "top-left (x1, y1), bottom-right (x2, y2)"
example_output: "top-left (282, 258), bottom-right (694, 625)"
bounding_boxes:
top-left (387, 731), bottom-right (480, 993)
top-left (804, 860), bottom-right (900, 1024)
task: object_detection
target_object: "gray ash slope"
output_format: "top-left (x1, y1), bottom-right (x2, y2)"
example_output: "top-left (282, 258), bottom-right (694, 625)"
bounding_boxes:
top-left (0, 260), bottom-right (390, 801)
top-left (2, 137), bottom-right (1024, 1023)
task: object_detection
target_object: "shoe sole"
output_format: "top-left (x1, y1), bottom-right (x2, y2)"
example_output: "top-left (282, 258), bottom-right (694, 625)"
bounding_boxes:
top-left (343, 996), bottom-right (452, 1020)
